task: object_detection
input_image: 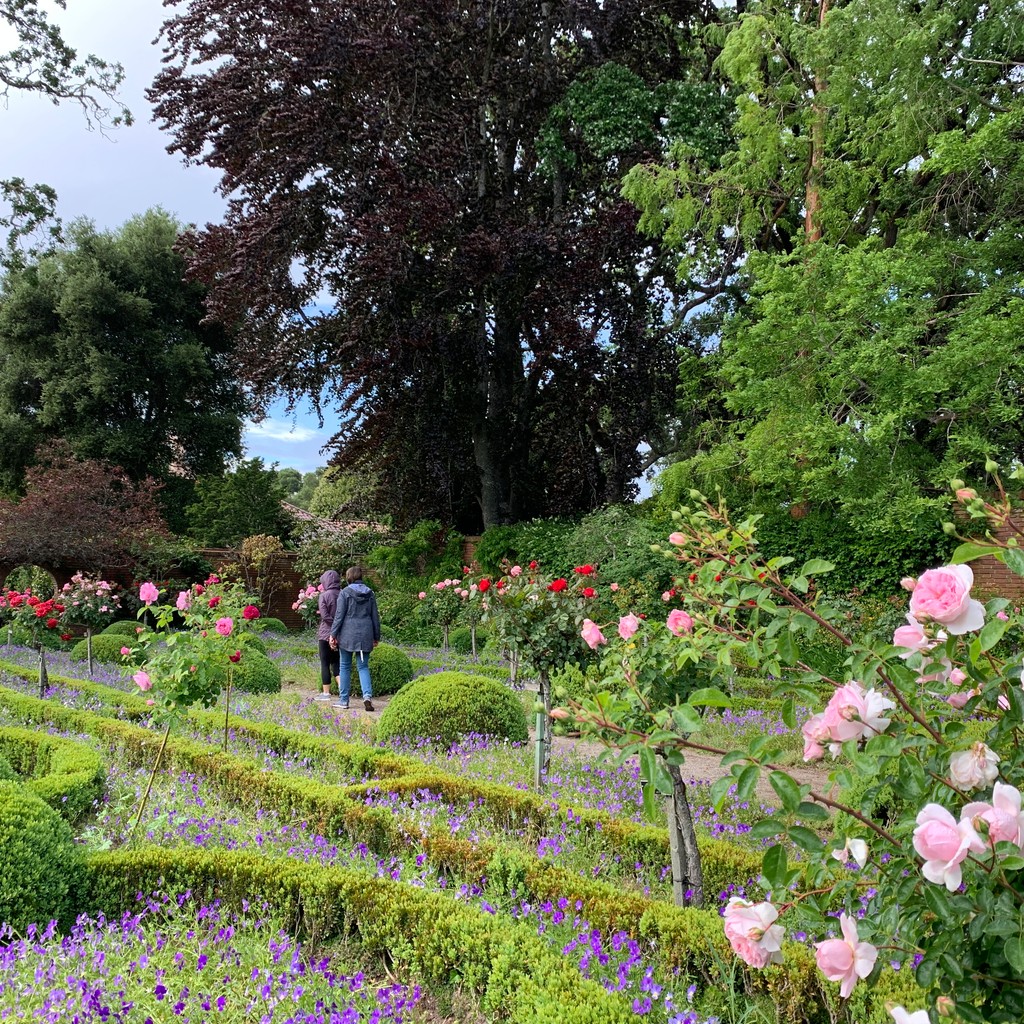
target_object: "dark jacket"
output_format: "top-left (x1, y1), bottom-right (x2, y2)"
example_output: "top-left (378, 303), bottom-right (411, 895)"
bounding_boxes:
top-left (317, 570), bottom-right (341, 642)
top-left (330, 581), bottom-right (381, 652)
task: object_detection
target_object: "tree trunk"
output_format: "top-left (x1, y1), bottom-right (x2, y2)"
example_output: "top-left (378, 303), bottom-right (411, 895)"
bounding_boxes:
top-left (665, 760), bottom-right (704, 907)
top-left (804, 0), bottom-right (830, 243)
top-left (86, 627), bottom-right (94, 678)
top-left (533, 671), bottom-right (552, 791)
top-left (37, 644), bottom-right (49, 699)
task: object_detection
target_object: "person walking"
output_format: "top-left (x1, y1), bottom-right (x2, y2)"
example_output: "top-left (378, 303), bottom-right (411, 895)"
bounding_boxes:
top-left (329, 566), bottom-right (380, 711)
top-left (315, 569), bottom-right (342, 701)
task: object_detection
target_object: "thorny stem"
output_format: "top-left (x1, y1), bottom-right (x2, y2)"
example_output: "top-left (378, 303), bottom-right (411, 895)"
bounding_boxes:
top-left (130, 721), bottom-right (172, 843)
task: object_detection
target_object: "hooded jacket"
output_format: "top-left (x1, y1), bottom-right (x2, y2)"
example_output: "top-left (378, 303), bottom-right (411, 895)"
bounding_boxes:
top-left (330, 581), bottom-right (381, 653)
top-left (316, 570), bottom-right (341, 642)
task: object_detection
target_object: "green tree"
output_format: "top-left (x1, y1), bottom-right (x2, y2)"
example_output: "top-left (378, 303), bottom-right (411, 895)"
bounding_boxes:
top-left (627, 0), bottom-right (1024, 583)
top-left (1, 0), bottom-right (130, 259)
top-left (0, 210), bottom-right (249, 505)
top-left (185, 458), bottom-right (293, 547)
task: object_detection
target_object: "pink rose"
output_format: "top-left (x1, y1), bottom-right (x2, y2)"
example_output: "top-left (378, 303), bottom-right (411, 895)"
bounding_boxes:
top-left (823, 682), bottom-right (894, 748)
top-left (998, 610), bottom-right (1009, 621)
top-left (618, 614), bottom-right (640, 641)
top-left (722, 898), bottom-right (784, 968)
top-left (215, 617), bottom-right (234, 637)
top-left (581, 618), bottom-right (607, 650)
top-left (802, 712), bottom-right (830, 762)
top-left (946, 688), bottom-right (979, 710)
top-left (814, 913), bottom-right (877, 999)
top-left (668, 532), bottom-right (686, 546)
top-left (667, 609), bottom-right (693, 636)
top-left (949, 743), bottom-right (999, 791)
top-left (913, 803), bottom-right (985, 890)
top-left (909, 564), bottom-right (985, 635)
top-left (510, 565), bottom-right (523, 577)
top-left (888, 1010), bottom-right (931, 1024)
top-left (120, 646), bottom-right (131, 657)
top-left (418, 592), bottom-right (426, 599)
top-left (175, 590), bottom-right (191, 612)
top-left (892, 615), bottom-right (932, 657)
top-left (662, 591), bottom-right (673, 602)
top-left (900, 577), bottom-right (917, 592)
top-left (609, 582), bottom-right (619, 592)
top-left (949, 668), bottom-right (967, 687)
top-left (139, 582), bottom-right (159, 605)
top-left (133, 671), bottom-right (152, 692)
top-left (962, 782), bottom-right (1024, 848)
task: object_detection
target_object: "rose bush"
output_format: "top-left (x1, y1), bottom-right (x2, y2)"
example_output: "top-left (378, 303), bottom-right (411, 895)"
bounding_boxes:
top-left (566, 466), bottom-right (1024, 1023)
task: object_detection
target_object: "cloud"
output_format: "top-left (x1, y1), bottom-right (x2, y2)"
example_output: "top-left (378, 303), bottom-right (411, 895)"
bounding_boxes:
top-left (244, 419), bottom-right (321, 443)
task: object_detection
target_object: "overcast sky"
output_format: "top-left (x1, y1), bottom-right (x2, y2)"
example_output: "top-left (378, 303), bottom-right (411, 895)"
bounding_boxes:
top-left (0, 0), bottom-right (332, 473)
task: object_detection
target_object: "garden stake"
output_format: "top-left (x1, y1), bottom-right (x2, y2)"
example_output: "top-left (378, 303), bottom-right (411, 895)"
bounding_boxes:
top-left (37, 644), bottom-right (48, 698)
top-left (223, 666), bottom-right (233, 752)
top-left (131, 720), bottom-right (172, 843)
top-left (86, 627), bottom-right (94, 677)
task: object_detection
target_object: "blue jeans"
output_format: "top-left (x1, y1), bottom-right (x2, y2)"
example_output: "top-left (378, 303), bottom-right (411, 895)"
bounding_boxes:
top-left (339, 649), bottom-right (372, 703)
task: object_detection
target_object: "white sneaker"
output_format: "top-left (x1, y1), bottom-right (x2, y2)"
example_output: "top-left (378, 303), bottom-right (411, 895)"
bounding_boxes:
top-left (314, 693), bottom-right (332, 701)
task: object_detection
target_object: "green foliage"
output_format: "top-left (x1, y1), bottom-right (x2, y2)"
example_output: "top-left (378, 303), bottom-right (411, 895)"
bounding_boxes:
top-left (2, 564), bottom-right (55, 595)
top-left (376, 671), bottom-right (528, 747)
top-left (4, 620), bottom-right (64, 649)
top-left (379, 623), bottom-right (398, 643)
top-left (472, 518), bottom-right (576, 576)
top-left (0, 781), bottom-right (80, 933)
top-left (448, 626), bottom-right (473, 655)
top-left (368, 520), bottom-right (463, 581)
top-left (376, 588), bottom-right (419, 630)
top-left (185, 458), bottom-right (293, 547)
top-left (221, 649), bottom-right (281, 695)
top-left (0, 752), bottom-right (16, 781)
top-left (100, 620), bottom-right (141, 637)
top-left (349, 642), bottom-right (412, 697)
top-left (394, 623), bottom-right (444, 648)
top-left (70, 634), bottom-right (131, 665)
top-left (258, 617), bottom-right (289, 634)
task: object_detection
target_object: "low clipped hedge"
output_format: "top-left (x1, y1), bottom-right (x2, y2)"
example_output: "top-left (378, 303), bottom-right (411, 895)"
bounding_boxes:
top-left (0, 751), bottom-right (17, 781)
top-left (0, 726), bottom-right (105, 822)
top-left (100, 620), bottom-right (143, 637)
top-left (258, 617), bottom-right (289, 634)
top-left (70, 634), bottom-right (132, 665)
top-left (0, 781), bottom-right (82, 933)
top-left (377, 671), bottom-right (527, 746)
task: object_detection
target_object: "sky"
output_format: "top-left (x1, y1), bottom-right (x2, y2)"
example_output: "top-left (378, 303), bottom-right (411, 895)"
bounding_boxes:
top-left (0, 0), bottom-right (332, 473)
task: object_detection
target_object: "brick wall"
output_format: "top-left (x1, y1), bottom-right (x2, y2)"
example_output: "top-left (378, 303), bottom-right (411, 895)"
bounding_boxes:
top-left (966, 517), bottom-right (1024, 600)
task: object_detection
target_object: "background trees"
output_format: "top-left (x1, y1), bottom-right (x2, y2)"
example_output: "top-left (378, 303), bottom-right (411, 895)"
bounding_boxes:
top-left (148, 0), bottom-right (715, 530)
top-left (0, 209), bottom-right (250, 526)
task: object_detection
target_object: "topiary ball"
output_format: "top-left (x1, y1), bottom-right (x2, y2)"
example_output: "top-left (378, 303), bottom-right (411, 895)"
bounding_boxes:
top-left (448, 626), bottom-right (473, 654)
top-left (258, 617), bottom-right (289, 634)
top-left (376, 671), bottom-right (527, 747)
top-left (224, 649), bottom-right (282, 695)
top-left (70, 634), bottom-right (133, 664)
top-left (100, 620), bottom-right (144, 637)
top-left (350, 643), bottom-right (413, 696)
top-left (243, 633), bottom-right (268, 655)
top-left (0, 781), bottom-right (80, 933)
top-left (379, 623), bottom-right (398, 643)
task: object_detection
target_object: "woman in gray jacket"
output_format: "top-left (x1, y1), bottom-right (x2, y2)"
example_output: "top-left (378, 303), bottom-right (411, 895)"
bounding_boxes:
top-left (329, 566), bottom-right (381, 711)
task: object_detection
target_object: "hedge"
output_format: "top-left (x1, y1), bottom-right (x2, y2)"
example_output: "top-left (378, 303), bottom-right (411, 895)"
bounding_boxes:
top-left (70, 634), bottom-right (133, 665)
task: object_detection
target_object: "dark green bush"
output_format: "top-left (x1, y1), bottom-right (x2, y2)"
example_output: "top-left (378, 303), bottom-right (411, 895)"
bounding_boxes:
top-left (395, 623), bottom-right (444, 648)
top-left (258, 617), bottom-right (289, 634)
top-left (377, 671), bottom-right (528, 746)
top-left (377, 589), bottom-right (419, 629)
top-left (101, 620), bottom-right (143, 637)
top-left (5, 622), bottom-right (65, 650)
top-left (70, 634), bottom-right (131, 664)
top-left (448, 626), bottom-right (473, 654)
top-left (0, 753), bottom-right (17, 782)
top-left (244, 633), bottom-right (268, 655)
top-left (0, 781), bottom-right (80, 932)
top-left (331, 643), bottom-right (413, 697)
top-left (380, 623), bottom-right (398, 643)
top-left (219, 649), bottom-right (282, 695)
top-left (471, 518), bottom-right (576, 576)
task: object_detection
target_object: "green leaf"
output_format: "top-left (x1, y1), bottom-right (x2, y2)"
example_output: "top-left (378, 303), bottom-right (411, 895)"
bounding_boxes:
top-left (761, 844), bottom-right (788, 890)
top-left (671, 705), bottom-right (703, 734)
top-left (687, 687), bottom-right (733, 708)
top-left (769, 771), bottom-right (801, 811)
top-left (736, 764), bottom-right (760, 801)
top-left (710, 776), bottom-right (733, 814)
top-left (1006, 547), bottom-right (1024, 578)
top-left (915, 957), bottom-right (937, 989)
top-left (978, 617), bottom-right (1008, 653)
top-left (796, 801), bottom-right (830, 821)
top-left (749, 819), bottom-right (783, 839)
top-left (1005, 937), bottom-right (1024, 973)
top-left (951, 541), bottom-right (1000, 564)
top-left (781, 697), bottom-right (796, 730)
top-left (787, 825), bottom-right (824, 853)
top-left (799, 558), bottom-right (835, 576)
top-left (777, 630), bottom-right (799, 665)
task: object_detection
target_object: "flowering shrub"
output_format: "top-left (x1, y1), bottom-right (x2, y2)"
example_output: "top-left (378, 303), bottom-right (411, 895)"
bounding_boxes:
top-left (417, 578), bottom-right (466, 648)
top-left (58, 573), bottom-right (121, 632)
top-left (568, 468), bottom-right (1024, 1023)
top-left (291, 583), bottom-right (320, 627)
top-left (0, 589), bottom-right (64, 642)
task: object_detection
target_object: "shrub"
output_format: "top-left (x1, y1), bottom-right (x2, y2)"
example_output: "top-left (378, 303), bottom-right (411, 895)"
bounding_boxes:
top-left (0, 781), bottom-right (80, 932)
top-left (359, 643), bottom-right (413, 696)
top-left (0, 753), bottom-right (17, 782)
top-left (225, 649), bottom-right (282, 694)
top-left (70, 634), bottom-right (132, 664)
top-left (101, 620), bottom-right (142, 637)
top-left (448, 626), bottom-right (473, 654)
top-left (245, 633), bottom-right (268, 655)
top-left (376, 671), bottom-right (528, 746)
top-left (395, 624), bottom-right (444, 648)
top-left (4, 621), bottom-right (65, 650)
top-left (258, 617), bottom-right (289, 634)
top-left (380, 623), bottom-right (398, 642)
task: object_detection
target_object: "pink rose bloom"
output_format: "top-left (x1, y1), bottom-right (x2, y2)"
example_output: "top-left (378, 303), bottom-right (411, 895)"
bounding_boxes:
top-left (510, 565), bottom-right (523, 577)
top-left (120, 646), bottom-right (131, 657)
top-left (668, 532), bottom-right (686, 546)
top-left (609, 582), bottom-right (619, 592)
top-left (889, 1008), bottom-right (931, 1024)
top-left (909, 564), bottom-right (985, 634)
top-left (175, 590), bottom-right (191, 612)
top-left (581, 618), bottom-right (607, 650)
top-left (661, 591), bottom-right (673, 602)
top-left (963, 782), bottom-right (1024, 848)
top-left (913, 803), bottom-right (985, 890)
top-left (892, 615), bottom-right (932, 657)
top-left (667, 609), bottom-right (694, 636)
top-left (722, 898), bottom-right (784, 968)
top-left (618, 614), bottom-right (640, 641)
top-left (215, 617), bottom-right (234, 637)
top-left (996, 609), bottom-right (1009, 621)
top-left (946, 688), bottom-right (980, 710)
top-left (949, 668), bottom-right (967, 687)
top-left (418, 592), bottom-right (426, 599)
top-left (139, 582), bottom-right (159, 605)
top-left (949, 743), bottom-right (999, 791)
top-left (900, 577), bottom-right (917, 592)
top-left (802, 712), bottom-right (831, 762)
top-left (133, 671), bottom-right (152, 692)
top-left (814, 913), bottom-right (877, 999)
top-left (823, 682), bottom-right (894, 747)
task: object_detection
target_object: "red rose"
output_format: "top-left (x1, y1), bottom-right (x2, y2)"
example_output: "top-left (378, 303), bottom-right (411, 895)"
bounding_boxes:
top-left (26, 596), bottom-right (40, 607)
top-left (548, 578), bottom-right (568, 592)
top-left (208, 596), bottom-right (221, 608)
top-left (582, 587), bottom-right (595, 598)
top-left (45, 618), bottom-right (59, 629)
top-left (54, 603), bottom-right (65, 613)
top-left (529, 560), bottom-right (538, 570)
top-left (60, 633), bottom-right (72, 642)
top-left (195, 584), bottom-right (205, 595)
top-left (478, 579), bottom-right (491, 593)
top-left (688, 574), bottom-right (697, 583)
top-left (229, 650), bottom-right (242, 663)
top-left (496, 579), bottom-right (506, 589)
top-left (573, 565), bottom-right (596, 576)
top-left (714, 574), bottom-right (722, 582)
top-left (242, 604), bottom-right (261, 620)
